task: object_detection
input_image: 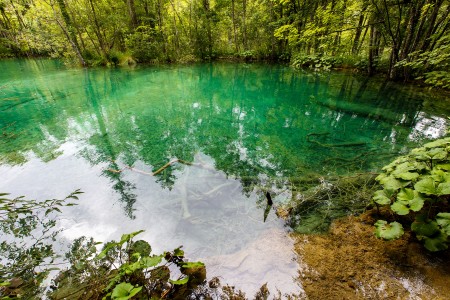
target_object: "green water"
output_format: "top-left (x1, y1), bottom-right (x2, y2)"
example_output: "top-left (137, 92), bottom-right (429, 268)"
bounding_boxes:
top-left (0, 59), bottom-right (449, 295)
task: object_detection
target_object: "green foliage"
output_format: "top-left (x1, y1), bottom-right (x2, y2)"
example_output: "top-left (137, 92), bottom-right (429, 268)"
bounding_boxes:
top-left (291, 54), bottom-right (342, 72)
top-left (110, 283), bottom-right (142, 300)
top-left (374, 220), bottom-right (404, 240)
top-left (0, 0), bottom-right (449, 80)
top-left (0, 191), bottom-right (81, 299)
top-left (396, 33), bottom-right (450, 89)
top-left (125, 26), bottom-right (163, 63)
top-left (49, 231), bottom-right (207, 300)
top-left (373, 137), bottom-right (450, 251)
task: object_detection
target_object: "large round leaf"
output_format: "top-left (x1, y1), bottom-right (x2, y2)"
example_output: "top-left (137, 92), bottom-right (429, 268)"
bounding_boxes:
top-left (414, 177), bottom-right (438, 195)
top-left (411, 217), bottom-right (440, 237)
top-left (424, 138), bottom-right (450, 149)
top-left (392, 171), bottom-right (420, 181)
top-left (390, 202), bottom-right (409, 215)
top-left (423, 233), bottom-right (448, 252)
top-left (436, 213), bottom-right (450, 235)
top-left (427, 147), bottom-right (447, 160)
top-left (111, 283), bottom-right (142, 300)
top-left (372, 189), bottom-right (393, 205)
top-left (380, 176), bottom-right (405, 191)
top-left (395, 188), bottom-right (424, 212)
top-left (437, 182), bottom-right (450, 196)
top-left (374, 220), bottom-right (404, 240)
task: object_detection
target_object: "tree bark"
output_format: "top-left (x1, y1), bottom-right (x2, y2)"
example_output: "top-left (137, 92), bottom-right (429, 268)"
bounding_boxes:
top-left (55, 0), bottom-right (86, 66)
top-left (127, 0), bottom-right (138, 29)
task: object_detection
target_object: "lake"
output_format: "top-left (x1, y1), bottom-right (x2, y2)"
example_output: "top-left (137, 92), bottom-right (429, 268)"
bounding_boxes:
top-left (0, 59), bottom-right (448, 296)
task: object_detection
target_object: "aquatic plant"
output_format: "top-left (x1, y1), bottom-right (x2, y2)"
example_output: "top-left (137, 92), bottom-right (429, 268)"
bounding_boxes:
top-left (288, 173), bottom-right (379, 234)
top-left (0, 191), bottom-right (81, 298)
top-left (0, 191), bottom-right (250, 299)
top-left (373, 137), bottom-right (450, 251)
top-left (49, 231), bottom-right (207, 299)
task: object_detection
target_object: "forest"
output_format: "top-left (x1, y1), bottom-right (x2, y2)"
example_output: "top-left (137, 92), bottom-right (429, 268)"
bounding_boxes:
top-left (1, 1), bottom-right (450, 299)
top-left (0, 0), bottom-right (449, 87)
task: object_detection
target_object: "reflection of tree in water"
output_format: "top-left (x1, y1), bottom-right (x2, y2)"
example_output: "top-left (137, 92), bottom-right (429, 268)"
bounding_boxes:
top-left (81, 70), bottom-right (137, 218)
top-left (0, 62), bottom-right (448, 218)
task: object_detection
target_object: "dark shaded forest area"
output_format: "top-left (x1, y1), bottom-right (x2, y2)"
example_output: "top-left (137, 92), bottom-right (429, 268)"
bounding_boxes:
top-left (1, 0), bottom-right (449, 86)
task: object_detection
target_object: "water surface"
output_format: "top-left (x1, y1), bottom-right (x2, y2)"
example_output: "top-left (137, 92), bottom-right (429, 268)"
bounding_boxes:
top-left (0, 59), bottom-right (448, 296)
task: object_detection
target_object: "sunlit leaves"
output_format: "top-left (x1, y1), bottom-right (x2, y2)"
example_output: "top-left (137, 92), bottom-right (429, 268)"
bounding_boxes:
top-left (374, 220), bottom-right (404, 240)
top-left (111, 282), bottom-right (142, 300)
top-left (373, 189), bottom-right (393, 205)
top-left (414, 177), bottom-right (438, 195)
top-left (169, 277), bottom-right (189, 285)
top-left (378, 176), bottom-right (404, 191)
top-left (373, 137), bottom-right (450, 251)
top-left (182, 261), bottom-right (205, 269)
top-left (422, 233), bottom-right (448, 252)
top-left (391, 188), bottom-right (424, 215)
top-left (436, 213), bottom-right (450, 235)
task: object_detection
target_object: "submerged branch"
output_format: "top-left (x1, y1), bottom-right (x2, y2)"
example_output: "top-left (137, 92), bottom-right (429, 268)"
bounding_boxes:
top-left (106, 158), bottom-right (195, 176)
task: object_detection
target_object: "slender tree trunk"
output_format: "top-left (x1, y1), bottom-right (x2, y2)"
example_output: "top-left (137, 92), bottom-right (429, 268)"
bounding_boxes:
top-left (157, 0), bottom-right (167, 58)
top-left (88, 0), bottom-right (107, 57)
top-left (368, 23), bottom-right (381, 76)
top-left (8, 0), bottom-right (25, 29)
top-left (127, 0), bottom-right (138, 29)
top-left (352, 3), bottom-right (368, 55)
top-left (232, 0), bottom-right (238, 52)
top-left (55, 0), bottom-right (86, 66)
top-left (203, 0), bottom-right (212, 58)
top-left (420, 0), bottom-right (444, 51)
top-left (242, 0), bottom-right (247, 50)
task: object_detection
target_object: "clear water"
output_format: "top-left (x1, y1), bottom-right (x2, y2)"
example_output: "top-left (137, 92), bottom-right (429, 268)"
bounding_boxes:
top-left (0, 59), bottom-right (449, 296)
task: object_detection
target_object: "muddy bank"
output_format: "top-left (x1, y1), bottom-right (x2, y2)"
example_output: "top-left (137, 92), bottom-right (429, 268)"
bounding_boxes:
top-left (293, 210), bottom-right (450, 299)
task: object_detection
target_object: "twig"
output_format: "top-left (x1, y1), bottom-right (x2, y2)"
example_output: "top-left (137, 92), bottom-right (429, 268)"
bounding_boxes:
top-left (106, 158), bottom-right (194, 176)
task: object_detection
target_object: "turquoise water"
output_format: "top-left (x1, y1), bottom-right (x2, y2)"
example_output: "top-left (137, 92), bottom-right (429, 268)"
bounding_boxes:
top-left (0, 59), bottom-right (449, 295)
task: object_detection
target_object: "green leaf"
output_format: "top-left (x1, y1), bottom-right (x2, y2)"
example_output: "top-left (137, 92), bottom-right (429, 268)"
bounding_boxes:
top-left (411, 148), bottom-right (431, 161)
top-left (431, 169), bottom-right (450, 183)
top-left (392, 171), bottom-right (420, 181)
top-left (118, 230), bottom-right (145, 246)
top-left (396, 188), bottom-right (425, 212)
top-left (141, 255), bottom-right (163, 268)
top-left (181, 261), bottom-right (205, 268)
top-left (437, 182), bottom-right (450, 196)
top-left (427, 147), bottom-right (447, 160)
top-left (436, 163), bottom-right (450, 171)
top-left (390, 202), bottom-right (410, 215)
top-left (169, 276), bottom-right (189, 285)
top-left (130, 240), bottom-right (151, 257)
top-left (424, 138), bottom-right (450, 148)
top-left (379, 176), bottom-right (404, 191)
top-left (374, 220), bottom-right (404, 240)
top-left (173, 247), bottom-right (184, 257)
top-left (411, 216), bottom-right (440, 237)
top-left (373, 189), bottom-right (393, 205)
top-left (375, 173), bottom-right (388, 182)
top-left (436, 213), bottom-right (450, 235)
top-left (111, 283), bottom-right (142, 300)
top-left (414, 177), bottom-right (438, 195)
top-left (422, 233), bottom-right (448, 252)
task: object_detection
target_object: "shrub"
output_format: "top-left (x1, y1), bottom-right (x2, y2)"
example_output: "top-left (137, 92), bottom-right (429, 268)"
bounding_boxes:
top-left (373, 137), bottom-right (450, 251)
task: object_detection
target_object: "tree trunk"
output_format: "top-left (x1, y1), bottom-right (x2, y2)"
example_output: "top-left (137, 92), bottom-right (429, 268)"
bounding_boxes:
top-left (368, 23), bottom-right (381, 76)
top-left (242, 0), bottom-right (247, 50)
top-left (232, 0), bottom-right (238, 52)
top-left (55, 0), bottom-right (86, 66)
top-left (88, 0), bottom-right (107, 57)
top-left (127, 0), bottom-right (138, 29)
top-left (420, 0), bottom-right (444, 51)
top-left (352, 3), bottom-right (368, 54)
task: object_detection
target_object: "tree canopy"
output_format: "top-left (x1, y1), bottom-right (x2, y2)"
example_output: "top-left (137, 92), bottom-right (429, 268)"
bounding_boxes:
top-left (0, 0), bottom-right (449, 85)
